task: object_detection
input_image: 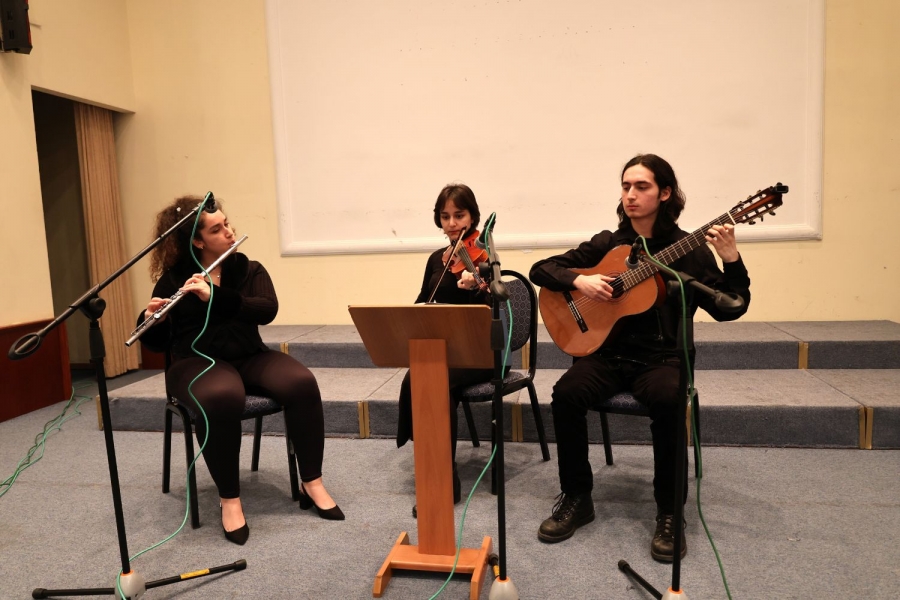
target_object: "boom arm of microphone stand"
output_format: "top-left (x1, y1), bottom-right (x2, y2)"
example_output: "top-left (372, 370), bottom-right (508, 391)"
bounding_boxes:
top-left (8, 200), bottom-right (214, 361)
top-left (658, 268), bottom-right (745, 313)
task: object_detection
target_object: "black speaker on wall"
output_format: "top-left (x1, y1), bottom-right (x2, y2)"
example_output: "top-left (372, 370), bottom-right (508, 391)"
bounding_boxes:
top-left (0, 0), bottom-right (32, 54)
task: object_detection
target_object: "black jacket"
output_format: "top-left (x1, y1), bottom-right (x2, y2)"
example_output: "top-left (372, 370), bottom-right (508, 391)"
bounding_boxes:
top-left (529, 224), bottom-right (751, 361)
top-left (138, 253), bottom-right (276, 362)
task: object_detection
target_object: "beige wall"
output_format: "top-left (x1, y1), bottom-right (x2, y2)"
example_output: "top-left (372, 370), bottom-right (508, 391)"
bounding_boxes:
top-left (3, 0), bottom-right (898, 331)
top-left (0, 0), bottom-right (133, 326)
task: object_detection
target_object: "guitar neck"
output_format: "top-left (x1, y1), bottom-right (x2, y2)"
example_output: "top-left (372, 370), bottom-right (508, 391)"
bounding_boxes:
top-left (618, 210), bottom-right (736, 292)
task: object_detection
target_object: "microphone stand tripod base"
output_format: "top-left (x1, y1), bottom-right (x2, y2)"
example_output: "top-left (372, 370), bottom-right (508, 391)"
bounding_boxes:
top-left (488, 576), bottom-right (519, 600)
top-left (117, 571), bottom-right (146, 599)
top-left (662, 587), bottom-right (689, 600)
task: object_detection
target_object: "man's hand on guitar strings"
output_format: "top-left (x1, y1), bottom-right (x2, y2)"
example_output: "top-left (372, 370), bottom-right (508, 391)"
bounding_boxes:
top-left (574, 273), bottom-right (616, 302)
top-left (706, 224), bottom-right (740, 263)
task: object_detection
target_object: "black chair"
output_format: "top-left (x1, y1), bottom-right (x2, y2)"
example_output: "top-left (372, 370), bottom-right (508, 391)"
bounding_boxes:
top-left (595, 389), bottom-right (701, 478)
top-left (458, 270), bottom-right (551, 463)
top-left (161, 353), bottom-right (301, 528)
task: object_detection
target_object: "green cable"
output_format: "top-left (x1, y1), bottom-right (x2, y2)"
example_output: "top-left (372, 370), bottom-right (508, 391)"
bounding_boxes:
top-left (117, 196), bottom-right (219, 598)
top-left (430, 443), bottom-right (500, 600)
top-left (0, 384), bottom-right (93, 500)
top-left (639, 238), bottom-right (733, 599)
top-left (431, 240), bottom-right (513, 599)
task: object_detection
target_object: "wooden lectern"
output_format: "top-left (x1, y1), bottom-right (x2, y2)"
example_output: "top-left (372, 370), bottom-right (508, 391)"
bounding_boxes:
top-left (349, 305), bottom-right (494, 600)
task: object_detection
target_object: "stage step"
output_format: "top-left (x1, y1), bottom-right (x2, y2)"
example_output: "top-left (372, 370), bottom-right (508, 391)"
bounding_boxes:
top-left (258, 320), bottom-right (900, 370)
top-left (106, 366), bottom-right (900, 450)
top-left (107, 321), bottom-right (900, 449)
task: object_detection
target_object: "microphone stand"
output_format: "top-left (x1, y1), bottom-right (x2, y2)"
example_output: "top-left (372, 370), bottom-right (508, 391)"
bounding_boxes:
top-left (618, 266), bottom-right (743, 600)
top-left (8, 194), bottom-right (246, 598)
top-left (477, 230), bottom-right (519, 600)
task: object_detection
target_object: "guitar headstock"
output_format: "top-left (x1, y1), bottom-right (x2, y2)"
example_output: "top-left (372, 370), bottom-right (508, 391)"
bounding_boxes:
top-left (730, 183), bottom-right (788, 225)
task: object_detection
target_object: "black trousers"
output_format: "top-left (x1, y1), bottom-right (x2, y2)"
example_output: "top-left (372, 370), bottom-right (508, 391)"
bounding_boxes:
top-left (166, 350), bottom-right (324, 499)
top-left (396, 367), bottom-right (494, 462)
top-left (551, 353), bottom-right (688, 513)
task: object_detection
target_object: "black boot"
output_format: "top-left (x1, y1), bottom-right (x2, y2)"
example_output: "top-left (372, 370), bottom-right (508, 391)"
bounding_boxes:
top-left (650, 512), bottom-right (687, 562)
top-left (537, 492), bottom-right (594, 543)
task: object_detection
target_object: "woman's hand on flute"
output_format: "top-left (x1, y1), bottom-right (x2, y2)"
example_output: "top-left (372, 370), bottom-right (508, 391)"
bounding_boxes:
top-left (181, 274), bottom-right (213, 302)
top-left (144, 297), bottom-right (170, 322)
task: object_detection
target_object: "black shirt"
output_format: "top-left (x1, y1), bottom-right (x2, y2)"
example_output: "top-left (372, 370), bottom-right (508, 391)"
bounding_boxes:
top-left (138, 253), bottom-right (276, 361)
top-left (414, 246), bottom-right (489, 306)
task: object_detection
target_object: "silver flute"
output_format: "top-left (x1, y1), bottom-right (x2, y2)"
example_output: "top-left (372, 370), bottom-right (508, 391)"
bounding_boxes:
top-left (125, 235), bottom-right (248, 347)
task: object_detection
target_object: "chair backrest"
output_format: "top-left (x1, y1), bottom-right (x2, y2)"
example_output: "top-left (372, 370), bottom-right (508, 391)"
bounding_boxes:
top-left (499, 270), bottom-right (538, 376)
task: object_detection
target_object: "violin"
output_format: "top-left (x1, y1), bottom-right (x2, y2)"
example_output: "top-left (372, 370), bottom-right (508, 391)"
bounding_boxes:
top-left (441, 228), bottom-right (489, 292)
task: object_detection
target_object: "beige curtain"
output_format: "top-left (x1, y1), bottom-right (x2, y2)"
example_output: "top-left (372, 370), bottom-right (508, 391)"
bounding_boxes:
top-left (74, 103), bottom-right (140, 377)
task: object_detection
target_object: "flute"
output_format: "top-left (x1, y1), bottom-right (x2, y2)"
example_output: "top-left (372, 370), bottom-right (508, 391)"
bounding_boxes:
top-left (125, 235), bottom-right (248, 347)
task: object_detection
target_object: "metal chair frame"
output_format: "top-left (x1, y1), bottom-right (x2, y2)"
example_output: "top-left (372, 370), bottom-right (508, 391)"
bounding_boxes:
top-left (459, 269), bottom-right (551, 463)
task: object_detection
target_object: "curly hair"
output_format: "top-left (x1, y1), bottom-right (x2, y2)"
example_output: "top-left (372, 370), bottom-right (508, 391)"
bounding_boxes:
top-left (148, 195), bottom-right (224, 282)
top-left (616, 154), bottom-right (686, 237)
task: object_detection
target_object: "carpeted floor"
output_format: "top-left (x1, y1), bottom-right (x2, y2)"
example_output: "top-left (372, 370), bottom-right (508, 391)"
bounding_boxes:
top-left (1, 397), bottom-right (898, 599)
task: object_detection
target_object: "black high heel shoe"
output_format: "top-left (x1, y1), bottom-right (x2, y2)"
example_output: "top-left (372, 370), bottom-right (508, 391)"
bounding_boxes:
top-left (299, 483), bottom-right (345, 520)
top-left (220, 503), bottom-right (249, 545)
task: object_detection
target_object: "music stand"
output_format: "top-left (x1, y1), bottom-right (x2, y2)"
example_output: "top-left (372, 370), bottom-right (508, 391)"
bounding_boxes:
top-left (349, 304), bottom-right (494, 600)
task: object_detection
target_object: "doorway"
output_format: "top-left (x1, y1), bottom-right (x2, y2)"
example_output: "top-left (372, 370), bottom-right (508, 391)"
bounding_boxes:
top-left (32, 90), bottom-right (91, 368)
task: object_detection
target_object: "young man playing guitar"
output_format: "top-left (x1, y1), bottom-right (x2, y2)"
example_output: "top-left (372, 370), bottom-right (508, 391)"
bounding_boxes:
top-left (529, 153), bottom-right (751, 561)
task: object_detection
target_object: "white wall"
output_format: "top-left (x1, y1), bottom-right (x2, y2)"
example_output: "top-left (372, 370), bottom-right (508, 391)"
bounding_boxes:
top-left (266, 0), bottom-right (824, 255)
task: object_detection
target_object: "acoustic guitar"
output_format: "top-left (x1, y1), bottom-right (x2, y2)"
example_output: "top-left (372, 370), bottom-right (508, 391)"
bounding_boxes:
top-left (539, 184), bottom-right (788, 357)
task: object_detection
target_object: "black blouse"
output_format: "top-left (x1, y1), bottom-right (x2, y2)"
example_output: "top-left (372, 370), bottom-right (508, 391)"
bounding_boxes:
top-left (137, 252), bottom-right (276, 361)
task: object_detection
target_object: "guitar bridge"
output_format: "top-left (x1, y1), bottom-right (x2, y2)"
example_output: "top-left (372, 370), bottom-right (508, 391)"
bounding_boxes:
top-left (563, 291), bottom-right (589, 333)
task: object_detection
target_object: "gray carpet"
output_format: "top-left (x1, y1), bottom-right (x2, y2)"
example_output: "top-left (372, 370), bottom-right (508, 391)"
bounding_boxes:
top-left (1, 399), bottom-right (899, 599)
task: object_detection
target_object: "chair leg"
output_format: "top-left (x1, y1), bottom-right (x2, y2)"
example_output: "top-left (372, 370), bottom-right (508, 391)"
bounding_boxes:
top-left (179, 409), bottom-right (200, 529)
top-left (599, 412), bottom-right (614, 466)
top-left (252, 416), bottom-right (263, 472)
top-left (462, 401), bottom-right (480, 447)
top-left (526, 382), bottom-right (550, 461)
top-left (692, 394), bottom-right (702, 479)
top-left (284, 412), bottom-right (300, 501)
top-left (162, 405), bottom-right (174, 493)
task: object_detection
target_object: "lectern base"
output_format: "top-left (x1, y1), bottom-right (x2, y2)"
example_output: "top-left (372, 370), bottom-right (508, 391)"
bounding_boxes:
top-left (373, 532), bottom-right (492, 600)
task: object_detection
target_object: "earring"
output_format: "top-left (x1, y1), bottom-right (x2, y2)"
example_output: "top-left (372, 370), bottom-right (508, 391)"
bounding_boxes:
top-left (199, 245), bottom-right (205, 250)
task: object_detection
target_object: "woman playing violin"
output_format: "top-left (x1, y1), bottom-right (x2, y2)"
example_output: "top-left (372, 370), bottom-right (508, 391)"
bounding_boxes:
top-left (139, 196), bottom-right (344, 546)
top-left (397, 183), bottom-right (494, 516)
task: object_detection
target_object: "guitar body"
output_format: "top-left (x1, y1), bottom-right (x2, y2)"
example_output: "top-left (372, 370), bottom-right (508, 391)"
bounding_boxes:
top-left (538, 245), bottom-right (666, 357)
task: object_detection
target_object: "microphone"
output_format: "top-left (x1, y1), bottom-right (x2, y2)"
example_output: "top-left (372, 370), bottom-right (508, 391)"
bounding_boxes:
top-left (474, 213), bottom-right (497, 250)
top-left (625, 237), bottom-right (643, 269)
top-left (202, 192), bottom-right (218, 213)
top-left (713, 290), bottom-right (745, 313)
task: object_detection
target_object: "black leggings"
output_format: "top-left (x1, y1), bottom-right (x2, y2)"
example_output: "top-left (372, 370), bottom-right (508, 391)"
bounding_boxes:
top-left (166, 351), bottom-right (324, 499)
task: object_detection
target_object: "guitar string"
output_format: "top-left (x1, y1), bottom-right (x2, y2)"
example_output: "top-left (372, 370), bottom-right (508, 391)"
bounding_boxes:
top-left (568, 211), bottom-right (737, 310)
top-left (566, 194), bottom-right (777, 313)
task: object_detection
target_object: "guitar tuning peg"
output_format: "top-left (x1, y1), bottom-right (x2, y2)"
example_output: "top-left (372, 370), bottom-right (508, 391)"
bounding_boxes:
top-left (748, 220), bottom-right (756, 225)
top-left (770, 212), bottom-right (776, 216)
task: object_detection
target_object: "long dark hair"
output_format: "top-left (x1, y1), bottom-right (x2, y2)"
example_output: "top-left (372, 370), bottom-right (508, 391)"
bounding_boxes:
top-left (432, 183), bottom-right (481, 230)
top-left (616, 154), bottom-right (686, 237)
top-left (148, 195), bottom-right (224, 282)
